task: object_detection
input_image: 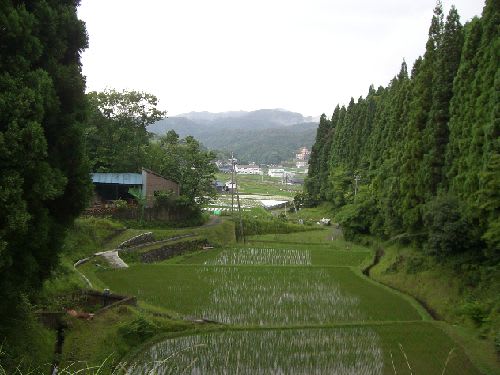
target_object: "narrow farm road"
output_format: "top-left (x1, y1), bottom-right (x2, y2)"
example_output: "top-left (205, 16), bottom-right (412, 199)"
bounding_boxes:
top-left (97, 250), bottom-right (128, 268)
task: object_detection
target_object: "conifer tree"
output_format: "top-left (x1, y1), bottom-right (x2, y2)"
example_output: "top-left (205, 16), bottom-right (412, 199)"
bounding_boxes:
top-left (306, 113), bottom-right (332, 200)
top-left (445, 0), bottom-right (499, 258)
top-left (304, 0), bottom-right (497, 257)
top-left (399, 1), bottom-right (444, 234)
top-left (0, 0), bottom-right (90, 363)
top-left (421, 6), bottom-right (463, 196)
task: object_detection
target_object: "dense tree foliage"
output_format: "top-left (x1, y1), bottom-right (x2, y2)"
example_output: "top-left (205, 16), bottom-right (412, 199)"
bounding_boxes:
top-left (85, 89), bottom-right (165, 172)
top-left (0, 0), bottom-right (89, 365)
top-left (84, 91), bottom-right (216, 207)
top-left (305, 0), bottom-right (499, 262)
top-left (145, 130), bottom-right (218, 206)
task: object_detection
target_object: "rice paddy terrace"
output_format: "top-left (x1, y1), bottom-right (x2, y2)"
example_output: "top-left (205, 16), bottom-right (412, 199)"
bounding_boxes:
top-left (92, 229), bottom-right (481, 374)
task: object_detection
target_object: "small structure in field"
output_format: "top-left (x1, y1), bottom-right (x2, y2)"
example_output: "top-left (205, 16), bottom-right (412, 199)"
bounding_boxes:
top-left (91, 168), bottom-right (178, 207)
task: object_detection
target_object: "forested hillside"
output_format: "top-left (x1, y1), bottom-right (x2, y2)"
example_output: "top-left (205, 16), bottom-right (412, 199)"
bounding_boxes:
top-left (305, 0), bottom-right (499, 334)
top-left (149, 109), bottom-right (318, 164)
top-left (306, 0), bottom-right (498, 256)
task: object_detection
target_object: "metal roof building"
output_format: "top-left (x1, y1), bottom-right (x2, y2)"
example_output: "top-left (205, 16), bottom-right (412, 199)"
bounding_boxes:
top-left (91, 173), bottom-right (142, 185)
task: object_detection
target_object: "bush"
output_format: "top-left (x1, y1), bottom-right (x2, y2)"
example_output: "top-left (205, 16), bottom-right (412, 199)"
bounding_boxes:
top-left (422, 195), bottom-right (478, 258)
top-left (239, 216), bottom-right (312, 239)
top-left (459, 300), bottom-right (491, 328)
top-left (118, 316), bottom-right (157, 346)
top-left (405, 254), bottom-right (429, 274)
top-left (335, 188), bottom-right (378, 241)
top-left (0, 298), bottom-right (54, 373)
top-left (154, 190), bottom-right (176, 209)
top-left (293, 192), bottom-right (318, 208)
top-left (113, 199), bottom-right (128, 209)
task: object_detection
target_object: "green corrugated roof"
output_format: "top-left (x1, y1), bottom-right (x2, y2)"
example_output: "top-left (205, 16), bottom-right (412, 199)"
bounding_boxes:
top-left (91, 173), bottom-right (142, 185)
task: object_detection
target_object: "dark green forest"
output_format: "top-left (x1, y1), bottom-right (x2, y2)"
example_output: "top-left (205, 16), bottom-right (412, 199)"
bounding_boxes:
top-left (0, 0), bottom-right (90, 366)
top-left (0, 2), bottom-right (216, 369)
top-left (306, 1), bottom-right (498, 255)
top-left (305, 0), bottom-right (498, 331)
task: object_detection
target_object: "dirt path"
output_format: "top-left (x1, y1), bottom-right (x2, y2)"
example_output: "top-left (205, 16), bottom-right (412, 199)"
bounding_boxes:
top-left (203, 215), bottom-right (222, 227)
top-left (95, 250), bottom-right (128, 268)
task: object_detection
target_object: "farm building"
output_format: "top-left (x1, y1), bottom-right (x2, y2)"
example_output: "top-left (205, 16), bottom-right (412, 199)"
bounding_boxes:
top-left (213, 181), bottom-right (226, 193)
top-left (91, 168), bottom-right (179, 207)
top-left (235, 164), bottom-right (262, 175)
top-left (225, 181), bottom-right (237, 191)
top-left (268, 168), bottom-right (285, 178)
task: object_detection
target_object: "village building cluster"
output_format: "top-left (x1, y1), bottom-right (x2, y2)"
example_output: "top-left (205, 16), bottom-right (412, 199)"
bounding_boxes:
top-left (213, 146), bottom-right (310, 191)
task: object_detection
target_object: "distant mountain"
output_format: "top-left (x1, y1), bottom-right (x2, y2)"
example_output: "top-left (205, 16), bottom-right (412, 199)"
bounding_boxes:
top-left (148, 109), bottom-right (319, 164)
top-left (176, 110), bottom-right (247, 123)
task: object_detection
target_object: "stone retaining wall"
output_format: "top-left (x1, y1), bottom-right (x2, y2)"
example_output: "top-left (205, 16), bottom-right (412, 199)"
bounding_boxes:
top-left (118, 232), bottom-right (154, 248)
top-left (140, 239), bottom-right (209, 263)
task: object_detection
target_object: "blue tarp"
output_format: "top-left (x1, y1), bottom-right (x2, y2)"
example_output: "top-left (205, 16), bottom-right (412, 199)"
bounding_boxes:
top-left (91, 173), bottom-right (142, 185)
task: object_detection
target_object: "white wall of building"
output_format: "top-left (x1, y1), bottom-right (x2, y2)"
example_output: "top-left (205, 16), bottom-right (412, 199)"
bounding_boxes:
top-left (268, 168), bottom-right (285, 178)
top-left (235, 165), bottom-right (263, 175)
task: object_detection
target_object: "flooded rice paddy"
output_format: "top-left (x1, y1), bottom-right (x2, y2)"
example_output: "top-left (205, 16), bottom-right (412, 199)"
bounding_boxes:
top-left (126, 328), bottom-right (383, 375)
top-left (204, 247), bottom-right (312, 265)
top-left (90, 233), bottom-right (481, 374)
top-left (197, 266), bottom-right (363, 325)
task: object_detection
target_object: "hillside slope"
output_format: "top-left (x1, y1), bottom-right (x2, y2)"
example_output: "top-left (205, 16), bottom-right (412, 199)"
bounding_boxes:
top-left (148, 109), bottom-right (318, 164)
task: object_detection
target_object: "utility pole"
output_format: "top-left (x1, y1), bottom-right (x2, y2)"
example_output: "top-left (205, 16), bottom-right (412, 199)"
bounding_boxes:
top-left (354, 174), bottom-right (361, 196)
top-left (231, 152), bottom-right (235, 213)
top-left (234, 167), bottom-right (245, 243)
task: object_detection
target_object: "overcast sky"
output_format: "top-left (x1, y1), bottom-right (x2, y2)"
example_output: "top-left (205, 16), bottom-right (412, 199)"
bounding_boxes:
top-left (77, 0), bottom-right (485, 117)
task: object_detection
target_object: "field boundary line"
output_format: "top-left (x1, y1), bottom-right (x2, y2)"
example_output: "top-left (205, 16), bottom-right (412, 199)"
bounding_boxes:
top-left (125, 263), bottom-right (358, 269)
top-left (351, 268), bottom-right (433, 321)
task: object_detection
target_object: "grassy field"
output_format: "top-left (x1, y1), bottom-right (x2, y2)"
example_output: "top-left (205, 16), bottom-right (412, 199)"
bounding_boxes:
top-left (370, 244), bottom-right (500, 375)
top-left (216, 173), bottom-right (302, 197)
top-left (75, 221), bottom-right (486, 374)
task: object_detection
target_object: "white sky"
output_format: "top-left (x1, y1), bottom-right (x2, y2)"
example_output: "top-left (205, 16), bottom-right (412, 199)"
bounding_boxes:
top-left (77, 0), bottom-right (485, 117)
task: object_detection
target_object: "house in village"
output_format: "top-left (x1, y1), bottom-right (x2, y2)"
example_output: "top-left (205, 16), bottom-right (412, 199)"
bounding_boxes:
top-left (225, 181), bottom-right (237, 192)
top-left (91, 168), bottom-right (179, 207)
top-left (295, 146), bottom-right (311, 168)
top-left (268, 167), bottom-right (285, 178)
top-left (235, 164), bottom-right (262, 175)
top-left (213, 181), bottom-right (226, 193)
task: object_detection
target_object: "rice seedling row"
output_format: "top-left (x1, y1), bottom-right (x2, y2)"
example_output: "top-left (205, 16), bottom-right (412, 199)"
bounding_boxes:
top-left (126, 327), bottom-right (383, 375)
top-left (90, 235), bottom-right (481, 374)
top-left (97, 265), bottom-right (422, 324)
top-left (163, 246), bottom-right (370, 267)
top-left (126, 323), bottom-right (480, 375)
top-left (203, 247), bottom-right (312, 266)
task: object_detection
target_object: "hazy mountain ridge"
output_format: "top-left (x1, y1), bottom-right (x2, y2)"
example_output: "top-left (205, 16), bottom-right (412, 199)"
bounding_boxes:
top-left (148, 109), bottom-right (319, 164)
top-left (175, 109), bottom-right (319, 126)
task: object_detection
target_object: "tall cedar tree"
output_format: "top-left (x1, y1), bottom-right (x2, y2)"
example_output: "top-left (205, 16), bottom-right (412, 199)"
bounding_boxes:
top-left (305, 0), bottom-right (498, 258)
top-left (445, 0), bottom-right (499, 258)
top-left (399, 2), bottom-right (444, 234)
top-left (305, 113), bottom-right (332, 201)
top-left (0, 0), bottom-right (89, 316)
top-left (422, 6), bottom-right (463, 197)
